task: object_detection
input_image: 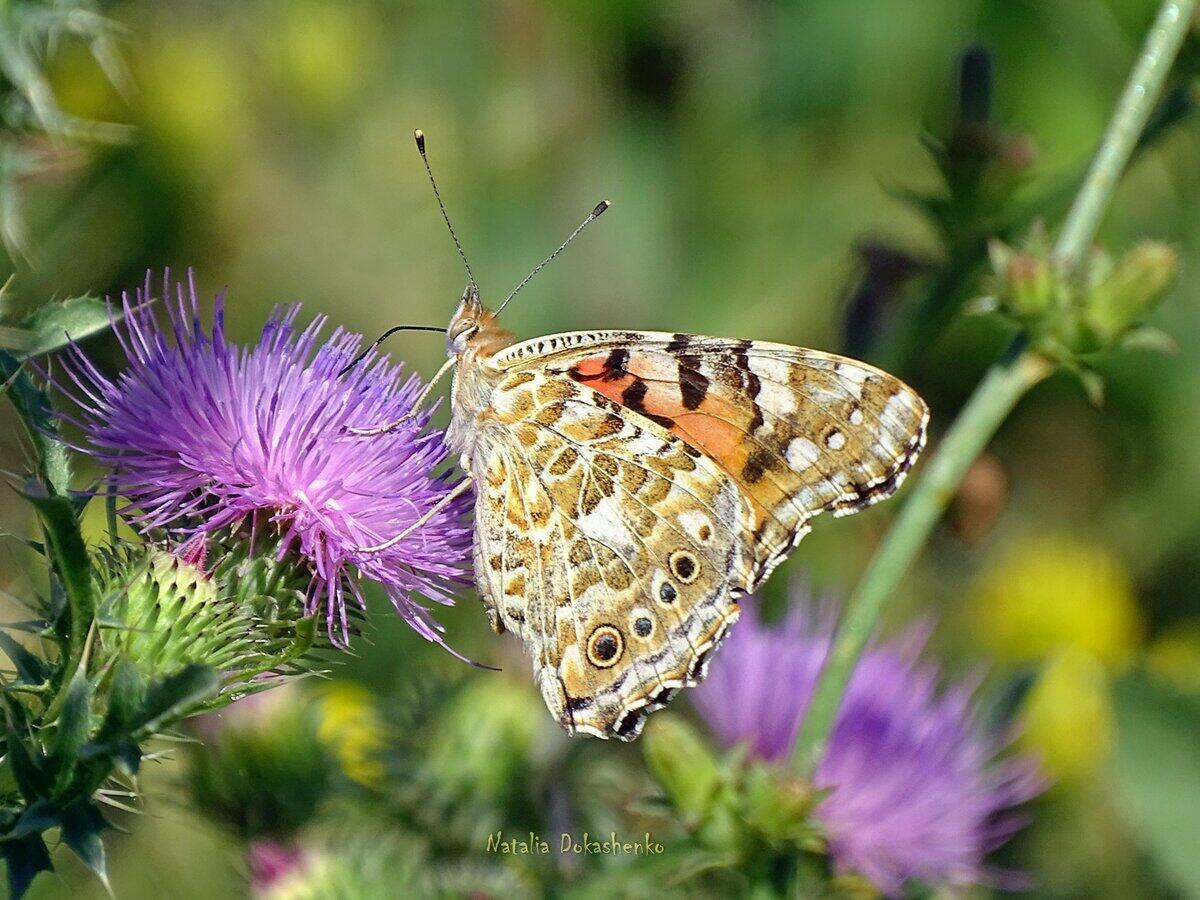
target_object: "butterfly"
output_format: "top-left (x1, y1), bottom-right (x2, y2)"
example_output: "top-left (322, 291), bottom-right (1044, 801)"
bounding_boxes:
top-left (353, 132), bottom-right (929, 741)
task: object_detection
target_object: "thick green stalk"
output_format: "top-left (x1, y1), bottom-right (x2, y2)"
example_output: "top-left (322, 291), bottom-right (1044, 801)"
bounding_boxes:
top-left (791, 0), bottom-right (1197, 775)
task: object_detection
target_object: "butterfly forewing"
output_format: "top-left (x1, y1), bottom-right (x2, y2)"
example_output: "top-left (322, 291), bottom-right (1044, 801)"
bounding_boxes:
top-left (492, 331), bottom-right (929, 587)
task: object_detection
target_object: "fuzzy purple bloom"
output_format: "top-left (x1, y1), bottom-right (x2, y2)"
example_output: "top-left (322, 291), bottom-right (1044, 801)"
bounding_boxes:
top-left (692, 589), bottom-right (1042, 896)
top-left (57, 273), bottom-right (472, 646)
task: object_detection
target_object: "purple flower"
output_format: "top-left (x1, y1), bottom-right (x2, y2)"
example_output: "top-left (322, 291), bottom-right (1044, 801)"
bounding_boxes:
top-left (57, 273), bottom-right (472, 646)
top-left (248, 839), bottom-right (309, 897)
top-left (692, 587), bottom-right (1042, 895)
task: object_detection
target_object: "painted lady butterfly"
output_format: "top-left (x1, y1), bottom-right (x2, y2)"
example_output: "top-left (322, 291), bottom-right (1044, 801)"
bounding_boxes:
top-left (355, 132), bottom-right (929, 740)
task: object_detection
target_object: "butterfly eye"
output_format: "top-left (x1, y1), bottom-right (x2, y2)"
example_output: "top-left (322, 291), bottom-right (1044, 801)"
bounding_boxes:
top-left (448, 322), bottom-right (479, 352)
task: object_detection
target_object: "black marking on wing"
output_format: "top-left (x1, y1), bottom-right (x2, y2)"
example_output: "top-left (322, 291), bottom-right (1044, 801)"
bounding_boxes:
top-left (732, 341), bottom-right (765, 432)
top-left (678, 354), bottom-right (710, 410)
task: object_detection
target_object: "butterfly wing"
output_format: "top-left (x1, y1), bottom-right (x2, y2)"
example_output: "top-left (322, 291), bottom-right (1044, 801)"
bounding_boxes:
top-left (491, 331), bottom-right (929, 585)
top-left (471, 368), bottom-right (758, 739)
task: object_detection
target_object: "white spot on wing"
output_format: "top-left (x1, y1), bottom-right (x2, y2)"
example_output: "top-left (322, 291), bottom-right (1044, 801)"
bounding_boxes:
top-left (836, 363), bottom-right (870, 398)
top-left (785, 437), bottom-right (820, 469)
top-left (579, 496), bottom-right (637, 554)
top-left (750, 358), bottom-right (792, 385)
top-left (879, 391), bottom-right (921, 450)
top-left (826, 430), bottom-right (846, 451)
top-left (678, 510), bottom-right (715, 544)
top-left (885, 391), bottom-right (917, 420)
top-left (756, 379), bottom-right (797, 416)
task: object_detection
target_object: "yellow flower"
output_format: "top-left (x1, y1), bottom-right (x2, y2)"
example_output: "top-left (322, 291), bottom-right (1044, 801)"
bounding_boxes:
top-left (314, 682), bottom-right (387, 788)
top-left (966, 533), bottom-right (1143, 670)
top-left (1018, 649), bottom-right (1114, 782)
top-left (1145, 622), bottom-right (1200, 694)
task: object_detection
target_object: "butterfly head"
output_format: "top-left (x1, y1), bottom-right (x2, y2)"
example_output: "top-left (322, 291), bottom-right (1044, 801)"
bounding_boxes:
top-left (447, 282), bottom-right (514, 360)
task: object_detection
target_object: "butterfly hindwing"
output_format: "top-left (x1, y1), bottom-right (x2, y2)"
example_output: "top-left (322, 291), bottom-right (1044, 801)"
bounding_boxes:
top-left (471, 368), bottom-right (756, 739)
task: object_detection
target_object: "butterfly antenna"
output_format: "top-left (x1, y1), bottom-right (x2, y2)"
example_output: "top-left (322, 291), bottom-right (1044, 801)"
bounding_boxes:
top-left (494, 199), bottom-right (611, 316)
top-left (414, 129), bottom-right (478, 291)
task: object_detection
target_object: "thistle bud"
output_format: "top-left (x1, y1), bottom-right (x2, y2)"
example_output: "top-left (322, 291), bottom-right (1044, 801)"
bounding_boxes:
top-left (642, 714), bottom-right (722, 823)
top-left (93, 540), bottom-right (314, 709)
top-left (425, 678), bottom-right (544, 802)
top-left (249, 839), bottom-right (319, 899)
top-left (188, 685), bottom-right (334, 840)
top-left (739, 761), bottom-right (819, 848)
top-left (247, 832), bottom-right (529, 898)
top-left (1085, 241), bottom-right (1179, 345)
top-left (96, 547), bottom-right (251, 677)
top-left (982, 227), bottom-right (1179, 365)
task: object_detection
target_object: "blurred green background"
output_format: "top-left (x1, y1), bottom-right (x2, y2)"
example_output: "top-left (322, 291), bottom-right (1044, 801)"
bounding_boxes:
top-left (2, 0), bottom-right (1200, 896)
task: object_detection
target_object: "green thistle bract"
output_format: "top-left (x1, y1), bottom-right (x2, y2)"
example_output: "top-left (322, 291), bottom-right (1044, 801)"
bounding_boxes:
top-left (93, 538), bottom-right (314, 706)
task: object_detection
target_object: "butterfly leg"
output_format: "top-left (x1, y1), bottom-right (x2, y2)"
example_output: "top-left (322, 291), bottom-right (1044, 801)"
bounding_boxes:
top-left (355, 476), bottom-right (473, 553)
top-left (346, 356), bottom-right (455, 436)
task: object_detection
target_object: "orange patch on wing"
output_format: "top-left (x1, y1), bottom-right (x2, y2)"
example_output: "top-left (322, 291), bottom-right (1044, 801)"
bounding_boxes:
top-left (567, 352), bottom-right (776, 530)
top-left (674, 412), bottom-right (745, 469)
top-left (570, 355), bottom-right (611, 380)
top-left (571, 353), bottom-right (750, 472)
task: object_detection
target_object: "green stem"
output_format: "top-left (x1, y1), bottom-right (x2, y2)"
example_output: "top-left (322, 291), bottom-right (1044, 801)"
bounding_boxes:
top-left (1055, 0), bottom-right (1197, 264)
top-left (791, 0), bottom-right (1196, 776)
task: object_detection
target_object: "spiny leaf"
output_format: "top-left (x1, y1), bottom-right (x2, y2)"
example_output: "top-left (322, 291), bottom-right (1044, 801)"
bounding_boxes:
top-left (0, 632), bottom-right (45, 687)
top-left (6, 800), bottom-right (59, 840)
top-left (50, 673), bottom-right (92, 794)
top-left (2, 296), bottom-right (111, 359)
top-left (106, 741), bottom-right (141, 779)
top-left (58, 801), bottom-right (108, 885)
top-left (0, 621), bottom-right (50, 636)
top-left (84, 660), bottom-right (146, 776)
top-left (4, 733), bottom-right (47, 804)
top-left (0, 350), bottom-right (71, 494)
top-left (96, 658), bottom-right (145, 739)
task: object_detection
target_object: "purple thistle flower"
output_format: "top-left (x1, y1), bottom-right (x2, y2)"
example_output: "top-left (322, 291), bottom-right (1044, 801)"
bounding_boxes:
top-left (56, 273), bottom-right (472, 646)
top-left (692, 587), bottom-right (1043, 896)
